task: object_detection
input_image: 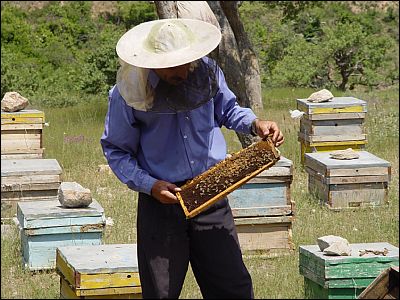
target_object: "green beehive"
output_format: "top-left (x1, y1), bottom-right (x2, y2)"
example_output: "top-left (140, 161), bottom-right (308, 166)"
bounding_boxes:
top-left (299, 242), bottom-right (399, 299)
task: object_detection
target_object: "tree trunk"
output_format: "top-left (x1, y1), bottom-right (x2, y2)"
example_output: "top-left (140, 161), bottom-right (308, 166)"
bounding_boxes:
top-left (219, 1), bottom-right (263, 115)
top-left (207, 1), bottom-right (257, 148)
top-left (154, 1), bottom-right (177, 18)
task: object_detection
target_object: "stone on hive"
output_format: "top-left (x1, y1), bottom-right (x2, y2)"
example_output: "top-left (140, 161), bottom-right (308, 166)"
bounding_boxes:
top-left (1, 91), bottom-right (29, 112)
top-left (307, 89), bottom-right (334, 103)
top-left (58, 182), bottom-right (92, 208)
top-left (317, 235), bottom-right (351, 256)
top-left (329, 148), bottom-right (360, 160)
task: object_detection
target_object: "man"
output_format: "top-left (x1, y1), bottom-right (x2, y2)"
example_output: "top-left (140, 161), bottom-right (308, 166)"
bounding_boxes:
top-left (101, 18), bottom-right (284, 299)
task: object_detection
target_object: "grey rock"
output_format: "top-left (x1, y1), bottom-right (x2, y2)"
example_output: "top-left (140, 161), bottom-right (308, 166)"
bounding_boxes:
top-left (58, 182), bottom-right (92, 208)
top-left (1, 91), bottom-right (29, 112)
top-left (317, 235), bottom-right (352, 256)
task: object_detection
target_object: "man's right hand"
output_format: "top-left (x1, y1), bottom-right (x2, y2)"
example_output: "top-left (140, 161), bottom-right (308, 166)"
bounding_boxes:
top-left (151, 180), bottom-right (182, 204)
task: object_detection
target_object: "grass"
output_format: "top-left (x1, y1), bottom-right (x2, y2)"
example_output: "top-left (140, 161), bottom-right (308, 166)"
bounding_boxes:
top-left (1, 85), bottom-right (399, 299)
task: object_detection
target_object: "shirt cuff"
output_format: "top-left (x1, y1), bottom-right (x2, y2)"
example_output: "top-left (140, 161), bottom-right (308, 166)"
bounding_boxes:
top-left (250, 118), bottom-right (258, 136)
top-left (139, 176), bottom-right (158, 196)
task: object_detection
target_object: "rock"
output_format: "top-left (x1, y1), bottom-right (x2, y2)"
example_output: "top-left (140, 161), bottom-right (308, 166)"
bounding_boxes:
top-left (307, 89), bottom-right (334, 103)
top-left (1, 91), bottom-right (29, 112)
top-left (98, 164), bottom-right (113, 175)
top-left (58, 182), bottom-right (92, 208)
top-left (317, 235), bottom-right (352, 256)
top-left (329, 148), bottom-right (360, 160)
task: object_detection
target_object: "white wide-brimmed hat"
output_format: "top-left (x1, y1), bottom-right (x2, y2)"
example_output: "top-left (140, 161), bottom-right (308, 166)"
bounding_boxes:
top-left (116, 18), bottom-right (221, 69)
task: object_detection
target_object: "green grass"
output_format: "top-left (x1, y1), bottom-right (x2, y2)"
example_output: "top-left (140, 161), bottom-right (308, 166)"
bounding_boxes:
top-left (1, 86), bottom-right (399, 299)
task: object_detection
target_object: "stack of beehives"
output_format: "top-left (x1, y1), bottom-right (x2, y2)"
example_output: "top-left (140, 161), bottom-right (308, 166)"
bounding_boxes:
top-left (227, 156), bottom-right (295, 257)
top-left (297, 91), bottom-right (391, 210)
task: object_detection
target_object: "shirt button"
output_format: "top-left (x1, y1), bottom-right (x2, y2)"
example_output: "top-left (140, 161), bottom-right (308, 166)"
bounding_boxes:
top-left (183, 135), bottom-right (187, 139)
top-left (186, 116), bottom-right (190, 120)
top-left (190, 161), bottom-right (194, 164)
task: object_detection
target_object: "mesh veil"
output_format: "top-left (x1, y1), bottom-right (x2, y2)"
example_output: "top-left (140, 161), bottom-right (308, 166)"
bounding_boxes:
top-left (116, 58), bottom-right (219, 114)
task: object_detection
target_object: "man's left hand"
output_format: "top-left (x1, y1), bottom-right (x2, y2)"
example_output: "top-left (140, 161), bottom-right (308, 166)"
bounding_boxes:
top-left (253, 119), bottom-right (284, 147)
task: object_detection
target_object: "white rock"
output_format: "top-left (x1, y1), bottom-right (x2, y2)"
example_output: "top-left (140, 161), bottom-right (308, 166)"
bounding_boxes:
top-left (317, 235), bottom-right (351, 256)
top-left (329, 148), bottom-right (360, 160)
top-left (58, 182), bottom-right (92, 208)
top-left (1, 91), bottom-right (29, 112)
top-left (289, 109), bottom-right (305, 119)
top-left (307, 89), bottom-right (334, 103)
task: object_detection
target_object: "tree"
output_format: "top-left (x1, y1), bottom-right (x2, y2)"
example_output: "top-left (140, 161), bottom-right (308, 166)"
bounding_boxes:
top-left (154, 1), bottom-right (262, 148)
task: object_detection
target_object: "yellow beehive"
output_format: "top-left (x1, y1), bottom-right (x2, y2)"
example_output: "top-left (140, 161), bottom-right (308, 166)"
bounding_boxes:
top-left (1, 109), bottom-right (45, 159)
top-left (296, 97), bottom-right (367, 164)
top-left (56, 244), bottom-right (142, 299)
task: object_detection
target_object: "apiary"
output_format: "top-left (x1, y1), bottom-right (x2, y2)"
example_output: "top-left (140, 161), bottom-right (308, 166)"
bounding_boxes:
top-left (17, 199), bottom-right (105, 271)
top-left (299, 242), bottom-right (399, 299)
top-left (234, 215), bottom-right (294, 256)
top-left (296, 97), bottom-right (367, 164)
top-left (177, 138), bottom-right (280, 218)
top-left (56, 244), bottom-right (142, 299)
top-left (1, 109), bottom-right (46, 159)
top-left (228, 156), bottom-right (294, 218)
top-left (304, 151), bottom-right (391, 210)
top-left (1, 158), bottom-right (62, 221)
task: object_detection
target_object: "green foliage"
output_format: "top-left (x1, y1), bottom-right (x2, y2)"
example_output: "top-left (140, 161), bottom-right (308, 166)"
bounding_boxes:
top-left (116, 1), bottom-right (157, 30)
top-left (1, 1), bottom-right (156, 108)
top-left (241, 1), bottom-right (398, 90)
top-left (271, 37), bottom-right (327, 88)
top-left (1, 1), bottom-right (398, 108)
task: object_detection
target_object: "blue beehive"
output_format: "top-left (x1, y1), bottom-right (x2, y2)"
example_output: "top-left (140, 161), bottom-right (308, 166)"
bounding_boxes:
top-left (228, 156), bottom-right (294, 217)
top-left (17, 199), bottom-right (105, 271)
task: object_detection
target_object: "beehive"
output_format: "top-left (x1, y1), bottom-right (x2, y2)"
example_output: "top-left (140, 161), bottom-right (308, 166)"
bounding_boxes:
top-left (1, 109), bottom-right (46, 159)
top-left (296, 97), bottom-right (367, 164)
top-left (228, 156), bottom-right (294, 218)
top-left (177, 138), bottom-right (280, 218)
top-left (17, 199), bottom-right (105, 271)
top-left (56, 244), bottom-right (142, 299)
top-left (304, 151), bottom-right (391, 210)
top-left (358, 266), bottom-right (399, 299)
top-left (1, 158), bottom-right (62, 221)
top-left (234, 215), bottom-right (294, 256)
top-left (299, 242), bottom-right (399, 299)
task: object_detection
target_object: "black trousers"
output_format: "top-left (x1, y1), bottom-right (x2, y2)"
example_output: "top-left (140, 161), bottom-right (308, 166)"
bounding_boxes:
top-left (137, 192), bottom-right (254, 299)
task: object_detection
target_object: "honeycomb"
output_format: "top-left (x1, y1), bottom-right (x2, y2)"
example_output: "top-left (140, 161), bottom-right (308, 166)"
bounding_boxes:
top-left (176, 137), bottom-right (280, 218)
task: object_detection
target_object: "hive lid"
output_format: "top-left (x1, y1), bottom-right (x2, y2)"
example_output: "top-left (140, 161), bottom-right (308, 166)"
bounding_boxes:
top-left (1, 159), bottom-right (62, 177)
top-left (57, 243), bottom-right (139, 274)
top-left (297, 97), bottom-right (367, 114)
top-left (1, 109), bottom-right (44, 118)
top-left (305, 151), bottom-right (391, 172)
top-left (17, 199), bottom-right (104, 229)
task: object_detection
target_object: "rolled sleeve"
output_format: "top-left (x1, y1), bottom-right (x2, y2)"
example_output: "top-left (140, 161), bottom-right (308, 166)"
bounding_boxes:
top-left (213, 66), bottom-right (257, 134)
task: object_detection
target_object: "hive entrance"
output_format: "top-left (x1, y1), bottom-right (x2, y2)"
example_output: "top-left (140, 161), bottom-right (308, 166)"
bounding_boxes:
top-left (177, 137), bottom-right (280, 218)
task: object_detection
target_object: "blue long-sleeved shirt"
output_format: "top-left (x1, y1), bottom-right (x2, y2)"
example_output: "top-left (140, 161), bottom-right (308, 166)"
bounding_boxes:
top-left (100, 57), bottom-right (257, 195)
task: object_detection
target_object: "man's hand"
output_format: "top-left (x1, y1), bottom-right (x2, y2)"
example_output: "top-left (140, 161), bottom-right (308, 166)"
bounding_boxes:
top-left (151, 180), bottom-right (182, 204)
top-left (252, 119), bottom-right (285, 147)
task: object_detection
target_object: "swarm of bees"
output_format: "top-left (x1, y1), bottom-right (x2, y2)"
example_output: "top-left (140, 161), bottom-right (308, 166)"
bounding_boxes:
top-left (177, 138), bottom-right (280, 216)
